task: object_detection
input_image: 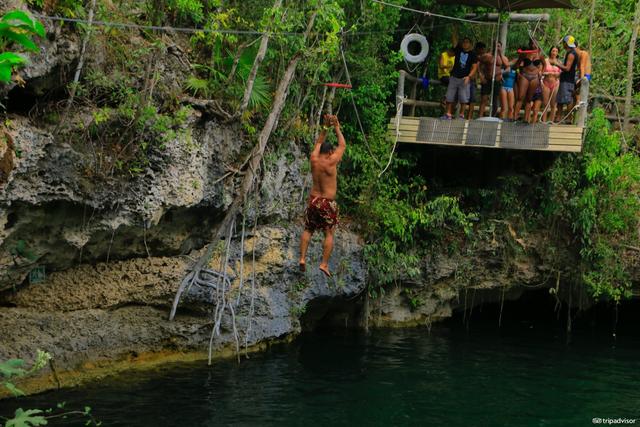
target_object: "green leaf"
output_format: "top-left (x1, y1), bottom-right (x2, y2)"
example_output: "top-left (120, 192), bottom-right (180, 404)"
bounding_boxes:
top-left (1, 10), bottom-right (44, 37)
top-left (0, 359), bottom-right (26, 378)
top-left (6, 408), bottom-right (48, 427)
top-left (3, 381), bottom-right (25, 396)
top-left (1, 11), bottom-right (36, 26)
top-left (0, 64), bottom-right (13, 83)
top-left (1, 30), bottom-right (38, 51)
top-left (0, 52), bottom-right (27, 66)
top-left (32, 20), bottom-right (45, 38)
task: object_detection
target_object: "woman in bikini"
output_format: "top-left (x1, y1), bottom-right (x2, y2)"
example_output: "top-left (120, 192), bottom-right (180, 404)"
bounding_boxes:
top-left (541, 46), bottom-right (561, 123)
top-left (513, 40), bottom-right (543, 122)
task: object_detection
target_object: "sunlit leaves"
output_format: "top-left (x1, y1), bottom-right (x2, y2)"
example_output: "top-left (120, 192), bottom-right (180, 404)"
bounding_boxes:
top-left (0, 10), bottom-right (44, 83)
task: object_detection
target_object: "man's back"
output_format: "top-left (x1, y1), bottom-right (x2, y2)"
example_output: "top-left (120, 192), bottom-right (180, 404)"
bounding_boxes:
top-left (310, 155), bottom-right (338, 200)
top-left (577, 48), bottom-right (591, 77)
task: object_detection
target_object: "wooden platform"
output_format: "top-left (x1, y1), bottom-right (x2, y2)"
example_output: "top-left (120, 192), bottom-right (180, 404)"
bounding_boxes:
top-left (388, 117), bottom-right (584, 152)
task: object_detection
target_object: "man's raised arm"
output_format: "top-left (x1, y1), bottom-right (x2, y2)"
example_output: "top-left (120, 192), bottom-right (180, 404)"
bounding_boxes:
top-left (452, 25), bottom-right (458, 49)
top-left (331, 117), bottom-right (346, 162)
top-left (311, 128), bottom-right (327, 158)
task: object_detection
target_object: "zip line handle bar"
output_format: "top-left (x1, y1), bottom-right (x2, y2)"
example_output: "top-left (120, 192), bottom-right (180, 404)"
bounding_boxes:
top-left (322, 83), bottom-right (352, 89)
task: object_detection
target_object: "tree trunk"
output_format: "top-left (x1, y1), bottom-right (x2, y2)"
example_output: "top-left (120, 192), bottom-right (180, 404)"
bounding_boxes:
top-left (55, 0), bottom-right (96, 134)
top-left (624, 0), bottom-right (640, 130)
top-left (169, 10), bottom-right (318, 321)
top-left (588, 0), bottom-right (596, 52)
top-left (237, 0), bottom-right (283, 117)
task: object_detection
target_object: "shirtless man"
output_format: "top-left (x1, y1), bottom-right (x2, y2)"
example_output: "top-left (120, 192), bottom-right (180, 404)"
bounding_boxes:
top-left (478, 41), bottom-right (508, 118)
top-left (570, 42), bottom-right (592, 117)
top-left (299, 114), bottom-right (346, 277)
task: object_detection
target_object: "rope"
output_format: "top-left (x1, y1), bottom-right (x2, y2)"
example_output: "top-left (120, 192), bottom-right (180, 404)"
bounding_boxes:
top-left (339, 42), bottom-right (383, 168)
top-left (33, 13), bottom-right (412, 36)
top-left (539, 87), bottom-right (554, 121)
top-left (371, 0), bottom-right (494, 25)
top-left (379, 93), bottom-right (403, 177)
top-left (525, 17), bottom-right (544, 51)
top-left (554, 100), bottom-right (586, 124)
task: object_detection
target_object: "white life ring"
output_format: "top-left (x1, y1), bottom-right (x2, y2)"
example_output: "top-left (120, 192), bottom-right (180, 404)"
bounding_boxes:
top-left (400, 33), bottom-right (429, 63)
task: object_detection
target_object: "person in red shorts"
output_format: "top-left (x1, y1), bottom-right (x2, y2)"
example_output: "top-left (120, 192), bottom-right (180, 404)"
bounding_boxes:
top-left (298, 114), bottom-right (346, 277)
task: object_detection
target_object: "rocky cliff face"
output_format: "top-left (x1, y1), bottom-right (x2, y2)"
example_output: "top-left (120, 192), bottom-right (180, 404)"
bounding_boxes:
top-left (0, 109), bottom-right (367, 394)
top-left (368, 229), bottom-right (557, 327)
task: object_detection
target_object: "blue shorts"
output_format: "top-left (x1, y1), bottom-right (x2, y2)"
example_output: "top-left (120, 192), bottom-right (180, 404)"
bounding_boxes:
top-left (557, 81), bottom-right (575, 105)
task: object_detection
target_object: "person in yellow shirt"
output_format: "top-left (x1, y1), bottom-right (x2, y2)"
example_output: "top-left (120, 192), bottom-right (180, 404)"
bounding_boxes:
top-left (438, 48), bottom-right (455, 111)
top-left (438, 47), bottom-right (456, 86)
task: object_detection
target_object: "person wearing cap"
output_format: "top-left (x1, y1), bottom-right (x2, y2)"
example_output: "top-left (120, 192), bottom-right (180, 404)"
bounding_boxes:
top-left (465, 41), bottom-right (485, 119)
top-left (552, 35), bottom-right (578, 123)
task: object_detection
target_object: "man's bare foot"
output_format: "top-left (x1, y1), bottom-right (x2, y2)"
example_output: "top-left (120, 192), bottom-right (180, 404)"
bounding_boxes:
top-left (319, 264), bottom-right (332, 278)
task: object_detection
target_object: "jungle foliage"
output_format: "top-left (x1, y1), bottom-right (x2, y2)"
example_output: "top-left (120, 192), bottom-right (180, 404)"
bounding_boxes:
top-left (545, 109), bottom-right (640, 301)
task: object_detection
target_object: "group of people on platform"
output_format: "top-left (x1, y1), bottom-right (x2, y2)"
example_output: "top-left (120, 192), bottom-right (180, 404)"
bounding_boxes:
top-left (437, 32), bottom-right (591, 123)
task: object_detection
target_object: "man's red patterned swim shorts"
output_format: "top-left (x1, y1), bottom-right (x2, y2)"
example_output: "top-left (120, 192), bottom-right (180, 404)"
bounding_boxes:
top-left (304, 196), bottom-right (339, 232)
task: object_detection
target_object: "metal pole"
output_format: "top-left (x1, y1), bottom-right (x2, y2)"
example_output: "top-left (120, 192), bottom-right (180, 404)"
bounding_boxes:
top-left (500, 19), bottom-right (508, 52)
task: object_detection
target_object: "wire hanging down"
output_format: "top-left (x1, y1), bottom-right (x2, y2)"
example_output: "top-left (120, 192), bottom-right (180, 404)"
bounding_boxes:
top-left (339, 42), bottom-right (383, 168)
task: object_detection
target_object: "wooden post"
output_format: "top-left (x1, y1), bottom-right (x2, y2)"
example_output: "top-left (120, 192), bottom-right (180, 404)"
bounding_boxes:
top-left (577, 77), bottom-right (590, 128)
top-left (409, 80), bottom-right (418, 117)
top-left (499, 19), bottom-right (509, 51)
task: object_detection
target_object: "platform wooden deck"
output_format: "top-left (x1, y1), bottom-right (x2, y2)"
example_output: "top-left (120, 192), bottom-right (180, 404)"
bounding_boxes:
top-left (388, 117), bottom-right (583, 153)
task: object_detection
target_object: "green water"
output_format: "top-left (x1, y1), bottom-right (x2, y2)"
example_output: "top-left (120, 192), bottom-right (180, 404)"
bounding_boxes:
top-left (2, 315), bottom-right (640, 426)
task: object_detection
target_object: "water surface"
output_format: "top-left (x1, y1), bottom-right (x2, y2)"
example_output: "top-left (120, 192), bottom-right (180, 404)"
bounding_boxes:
top-left (2, 319), bottom-right (639, 426)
